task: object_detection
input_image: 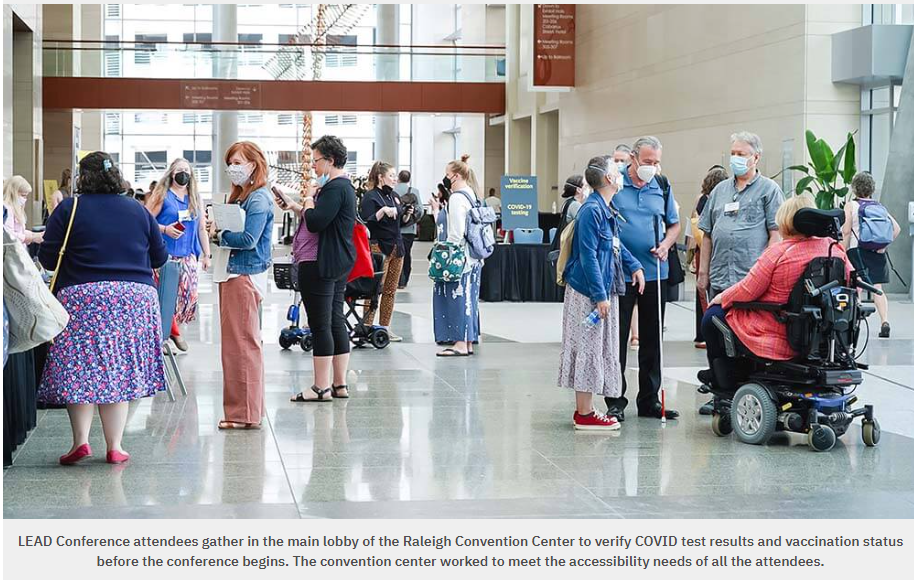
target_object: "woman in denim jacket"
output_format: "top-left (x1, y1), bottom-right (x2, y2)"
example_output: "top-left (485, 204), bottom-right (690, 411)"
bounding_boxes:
top-left (208, 141), bottom-right (275, 430)
top-left (559, 155), bottom-right (645, 431)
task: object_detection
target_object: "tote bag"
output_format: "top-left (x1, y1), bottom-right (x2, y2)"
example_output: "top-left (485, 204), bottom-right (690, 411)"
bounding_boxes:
top-left (348, 221), bottom-right (374, 282)
top-left (3, 228), bottom-right (69, 354)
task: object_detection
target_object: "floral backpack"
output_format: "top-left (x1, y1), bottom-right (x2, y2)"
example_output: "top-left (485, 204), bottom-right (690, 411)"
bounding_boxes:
top-left (427, 207), bottom-right (467, 282)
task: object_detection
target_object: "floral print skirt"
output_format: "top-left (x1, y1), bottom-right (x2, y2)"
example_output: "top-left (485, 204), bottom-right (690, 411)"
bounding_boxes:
top-left (557, 286), bottom-right (622, 397)
top-left (38, 281), bottom-right (166, 405)
top-left (174, 254), bottom-right (199, 325)
top-left (433, 263), bottom-right (481, 343)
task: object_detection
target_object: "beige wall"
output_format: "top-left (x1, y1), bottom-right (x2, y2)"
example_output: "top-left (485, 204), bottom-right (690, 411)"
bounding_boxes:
top-left (4, 3), bottom-right (42, 225)
top-left (504, 4), bottom-right (862, 213)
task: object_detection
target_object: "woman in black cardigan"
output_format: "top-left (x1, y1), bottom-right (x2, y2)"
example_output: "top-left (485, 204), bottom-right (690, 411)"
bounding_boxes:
top-left (275, 136), bottom-right (356, 401)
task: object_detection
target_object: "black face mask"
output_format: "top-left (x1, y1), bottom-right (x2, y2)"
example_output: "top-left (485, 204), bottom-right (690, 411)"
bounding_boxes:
top-left (442, 175), bottom-right (453, 191)
top-left (381, 184), bottom-right (393, 194)
top-left (173, 171), bottom-right (191, 186)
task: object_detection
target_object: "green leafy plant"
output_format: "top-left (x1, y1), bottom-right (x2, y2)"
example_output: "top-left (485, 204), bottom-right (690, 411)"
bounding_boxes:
top-left (784, 130), bottom-right (857, 209)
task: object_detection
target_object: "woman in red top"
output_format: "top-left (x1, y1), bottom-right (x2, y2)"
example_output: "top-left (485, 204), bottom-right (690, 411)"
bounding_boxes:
top-left (700, 195), bottom-right (851, 388)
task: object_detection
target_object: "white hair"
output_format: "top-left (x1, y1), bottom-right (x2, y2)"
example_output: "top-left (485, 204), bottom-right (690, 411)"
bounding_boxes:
top-left (632, 136), bottom-right (662, 157)
top-left (731, 131), bottom-right (763, 155)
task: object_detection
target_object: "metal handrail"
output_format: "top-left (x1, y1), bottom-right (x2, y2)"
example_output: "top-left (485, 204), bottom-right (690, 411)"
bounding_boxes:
top-left (42, 38), bottom-right (506, 51)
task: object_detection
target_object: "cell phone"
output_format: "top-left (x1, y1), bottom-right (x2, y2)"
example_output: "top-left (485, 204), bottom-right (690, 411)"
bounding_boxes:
top-left (173, 221), bottom-right (186, 232)
top-left (272, 186), bottom-right (288, 208)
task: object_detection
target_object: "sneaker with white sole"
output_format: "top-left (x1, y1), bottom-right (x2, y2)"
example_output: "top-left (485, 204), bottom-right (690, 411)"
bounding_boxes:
top-left (573, 411), bottom-right (621, 431)
top-left (387, 331), bottom-right (403, 342)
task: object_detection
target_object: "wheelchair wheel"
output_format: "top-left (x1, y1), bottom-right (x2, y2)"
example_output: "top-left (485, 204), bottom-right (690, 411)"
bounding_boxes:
top-left (862, 418), bottom-right (881, 447)
top-left (711, 412), bottom-right (732, 437)
top-left (730, 383), bottom-right (777, 445)
top-left (279, 334), bottom-right (295, 350)
top-left (808, 424), bottom-right (837, 452)
top-left (300, 334), bottom-right (313, 352)
top-left (370, 328), bottom-right (390, 349)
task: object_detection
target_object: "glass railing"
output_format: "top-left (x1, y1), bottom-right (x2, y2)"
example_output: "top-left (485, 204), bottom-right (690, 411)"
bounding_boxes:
top-left (43, 40), bottom-right (507, 83)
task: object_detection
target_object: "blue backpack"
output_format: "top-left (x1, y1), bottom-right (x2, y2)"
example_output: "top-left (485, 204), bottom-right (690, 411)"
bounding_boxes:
top-left (857, 199), bottom-right (894, 251)
top-left (454, 189), bottom-right (496, 260)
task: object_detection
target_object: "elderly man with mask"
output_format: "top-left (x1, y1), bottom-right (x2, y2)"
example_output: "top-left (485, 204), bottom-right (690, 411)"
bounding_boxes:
top-left (696, 131), bottom-right (784, 414)
top-left (612, 144), bottom-right (632, 174)
top-left (604, 136), bottom-right (681, 421)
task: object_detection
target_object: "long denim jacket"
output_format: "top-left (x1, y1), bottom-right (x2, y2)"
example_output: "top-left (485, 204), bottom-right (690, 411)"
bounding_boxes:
top-left (219, 186), bottom-right (274, 275)
top-left (564, 192), bottom-right (642, 303)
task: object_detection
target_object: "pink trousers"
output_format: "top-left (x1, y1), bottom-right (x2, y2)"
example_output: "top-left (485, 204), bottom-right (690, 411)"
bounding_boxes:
top-left (219, 276), bottom-right (264, 424)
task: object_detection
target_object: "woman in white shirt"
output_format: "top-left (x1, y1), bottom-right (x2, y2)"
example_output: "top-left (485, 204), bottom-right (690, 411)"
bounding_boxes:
top-left (432, 154), bottom-right (483, 357)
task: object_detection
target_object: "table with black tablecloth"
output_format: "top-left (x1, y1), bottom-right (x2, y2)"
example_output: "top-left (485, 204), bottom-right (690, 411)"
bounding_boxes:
top-left (480, 243), bottom-right (565, 302)
top-left (3, 348), bottom-right (39, 466)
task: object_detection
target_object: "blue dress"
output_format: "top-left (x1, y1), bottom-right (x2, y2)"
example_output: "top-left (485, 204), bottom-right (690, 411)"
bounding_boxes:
top-left (432, 207), bottom-right (481, 343)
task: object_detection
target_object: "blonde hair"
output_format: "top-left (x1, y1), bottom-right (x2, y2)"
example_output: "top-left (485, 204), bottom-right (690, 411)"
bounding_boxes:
top-left (447, 154), bottom-right (481, 200)
top-left (3, 175), bottom-right (31, 227)
top-left (147, 158), bottom-right (201, 218)
top-left (775, 194), bottom-right (816, 237)
top-left (367, 161), bottom-right (394, 190)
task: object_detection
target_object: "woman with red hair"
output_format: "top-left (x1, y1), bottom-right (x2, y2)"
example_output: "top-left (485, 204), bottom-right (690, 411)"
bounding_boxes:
top-left (207, 141), bottom-right (274, 430)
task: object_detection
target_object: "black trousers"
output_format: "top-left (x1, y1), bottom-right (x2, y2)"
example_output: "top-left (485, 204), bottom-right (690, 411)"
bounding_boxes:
top-left (298, 261), bottom-right (349, 357)
top-left (400, 233), bottom-right (416, 287)
top-left (605, 279), bottom-right (667, 413)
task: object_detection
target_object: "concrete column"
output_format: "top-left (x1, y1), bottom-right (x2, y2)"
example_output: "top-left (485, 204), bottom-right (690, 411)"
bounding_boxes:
top-left (42, 4), bottom-right (80, 195)
top-left (9, 6), bottom-right (42, 225)
top-left (880, 38), bottom-right (914, 294)
top-left (212, 3), bottom-right (238, 202)
top-left (79, 4), bottom-right (104, 152)
top-left (374, 4), bottom-right (398, 166)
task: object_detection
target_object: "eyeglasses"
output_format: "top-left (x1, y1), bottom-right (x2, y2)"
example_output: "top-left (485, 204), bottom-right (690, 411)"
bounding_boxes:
top-left (313, 156), bottom-right (328, 164)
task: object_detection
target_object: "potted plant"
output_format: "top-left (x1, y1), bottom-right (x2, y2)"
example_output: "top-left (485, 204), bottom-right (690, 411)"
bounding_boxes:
top-left (784, 130), bottom-right (857, 209)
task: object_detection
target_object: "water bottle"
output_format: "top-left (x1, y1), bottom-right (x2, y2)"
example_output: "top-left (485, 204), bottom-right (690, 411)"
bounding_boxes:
top-left (582, 309), bottom-right (601, 328)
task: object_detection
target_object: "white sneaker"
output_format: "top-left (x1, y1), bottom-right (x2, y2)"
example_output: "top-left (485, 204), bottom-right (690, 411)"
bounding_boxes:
top-left (387, 331), bottom-right (403, 342)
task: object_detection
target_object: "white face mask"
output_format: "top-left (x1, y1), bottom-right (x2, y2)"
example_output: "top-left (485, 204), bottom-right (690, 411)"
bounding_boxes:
top-left (636, 164), bottom-right (657, 182)
top-left (226, 162), bottom-right (254, 186)
top-left (614, 174), bottom-right (624, 191)
top-left (18, 195), bottom-right (28, 207)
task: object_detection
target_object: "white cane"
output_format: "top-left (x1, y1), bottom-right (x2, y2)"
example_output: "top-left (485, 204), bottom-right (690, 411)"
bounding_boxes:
top-left (654, 216), bottom-right (666, 424)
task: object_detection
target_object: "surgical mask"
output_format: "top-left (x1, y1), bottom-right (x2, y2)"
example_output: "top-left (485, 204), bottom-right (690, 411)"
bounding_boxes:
top-left (316, 173), bottom-right (330, 188)
top-left (636, 164), bottom-right (657, 182)
top-left (173, 171), bottom-right (190, 186)
top-left (225, 163), bottom-right (254, 186)
top-left (613, 174), bottom-right (624, 191)
top-left (18, 196), bottom-right (27, 207)
top-left (616, 161), bottom-right (627, 173)
top-left (730, 155), bottom-right (751, 177)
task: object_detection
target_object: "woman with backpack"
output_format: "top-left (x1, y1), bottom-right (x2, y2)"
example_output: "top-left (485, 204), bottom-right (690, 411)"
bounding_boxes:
top-left (561, 174), bottom-right (586, 227)
top-left (433, 155), bottom-right (484, 357)
top-left (842, 171), bottom-right (901, 338)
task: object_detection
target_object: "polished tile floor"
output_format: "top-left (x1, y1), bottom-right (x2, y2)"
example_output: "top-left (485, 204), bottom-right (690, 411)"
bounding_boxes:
top-left (5, 243), bottom-right (914, 519)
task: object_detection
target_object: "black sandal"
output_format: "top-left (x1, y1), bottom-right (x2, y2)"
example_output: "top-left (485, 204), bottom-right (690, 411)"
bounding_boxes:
top-left (331, 385), bottom-right (350, 399)
top-left (437, 348), bottom-right (469, 357)
top-left (290, 385), bottom-right (332, 402)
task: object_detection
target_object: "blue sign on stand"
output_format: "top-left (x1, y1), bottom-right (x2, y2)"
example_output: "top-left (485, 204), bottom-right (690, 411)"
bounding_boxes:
top-left (500, 175), bottom-right (538, 230)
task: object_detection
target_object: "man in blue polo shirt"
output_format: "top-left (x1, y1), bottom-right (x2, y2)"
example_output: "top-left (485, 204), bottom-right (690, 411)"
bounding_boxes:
top-left (605, 136), bottom-right (681, 421)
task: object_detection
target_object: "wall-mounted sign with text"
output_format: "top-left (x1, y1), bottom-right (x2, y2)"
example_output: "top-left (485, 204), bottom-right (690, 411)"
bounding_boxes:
top-left (182, 81), bottom-right (262, 109)
top-left (533, 4), bottom-right (576, 89)
top-left (500, 175), bottom-right (539, 230)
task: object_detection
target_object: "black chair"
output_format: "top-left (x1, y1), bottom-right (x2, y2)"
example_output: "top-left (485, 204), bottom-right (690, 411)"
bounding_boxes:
top-left (706, 208), bottom-right (881, 451)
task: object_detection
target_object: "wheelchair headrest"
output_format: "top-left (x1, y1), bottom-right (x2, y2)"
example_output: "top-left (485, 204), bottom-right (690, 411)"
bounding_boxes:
top-left (794, 208), bottom-right (844, 239)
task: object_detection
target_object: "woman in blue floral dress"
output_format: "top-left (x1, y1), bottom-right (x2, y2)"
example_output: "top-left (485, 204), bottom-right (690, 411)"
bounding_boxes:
top-left (37, 152), bottom-right (168, 465)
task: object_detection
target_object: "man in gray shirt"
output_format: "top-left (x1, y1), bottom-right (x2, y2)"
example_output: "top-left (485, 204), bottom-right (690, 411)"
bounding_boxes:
top-left (697, 131), bottom-right (784, 412)
top-left (395, 169), bottom-right (425, 288)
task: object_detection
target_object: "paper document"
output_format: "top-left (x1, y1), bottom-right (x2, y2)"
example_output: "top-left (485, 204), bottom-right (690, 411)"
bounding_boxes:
top-left (211, 246), bottom-right (232, 284)
top-left (211, 203), bottom-right (246, 232)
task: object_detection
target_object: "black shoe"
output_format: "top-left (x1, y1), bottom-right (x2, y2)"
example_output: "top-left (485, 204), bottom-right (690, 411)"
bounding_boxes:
top-left (879, 322), bottom-right (890, 338)
top-left (699, 400), bottom-right (714, 416)
top-left (606, 407), bottom-right (625, 422)
top-left (697, 369), bottom-right (714, 388)
top-left (638, 403), bottom-right (679, 420)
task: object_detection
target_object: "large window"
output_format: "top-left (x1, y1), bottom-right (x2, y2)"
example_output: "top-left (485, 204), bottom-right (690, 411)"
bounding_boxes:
top-left (860, 83), bottom-right (901, 190)
top-left (134, 33), bottom-right (166, 65)
top-left (135, 150), bottom-right (167, 183)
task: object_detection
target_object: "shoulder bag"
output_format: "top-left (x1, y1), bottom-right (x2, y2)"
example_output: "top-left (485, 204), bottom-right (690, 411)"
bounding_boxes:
top-left (656, 175), bottom-right (685, 286)
top-left (3, 197), bottom-right (77, 353)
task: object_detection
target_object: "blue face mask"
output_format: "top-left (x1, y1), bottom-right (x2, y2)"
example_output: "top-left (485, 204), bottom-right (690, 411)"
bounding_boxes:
top-left (730, 155), bottom-right (751, 177)
top-left (316, 173), bottom-right (330, 187)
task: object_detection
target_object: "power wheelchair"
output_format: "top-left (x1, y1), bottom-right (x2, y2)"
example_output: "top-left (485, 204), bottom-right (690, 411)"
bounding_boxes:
top-left (704, 208), bottom-right (882, 452)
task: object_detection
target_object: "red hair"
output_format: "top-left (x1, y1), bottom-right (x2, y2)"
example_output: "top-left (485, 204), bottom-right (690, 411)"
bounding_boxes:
top-left (224, 141), bottom-right (270, 204)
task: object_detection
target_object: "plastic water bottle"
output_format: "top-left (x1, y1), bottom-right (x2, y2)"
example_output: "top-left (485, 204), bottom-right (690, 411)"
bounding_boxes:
top-left (582, 309), bottom-right (601, 328)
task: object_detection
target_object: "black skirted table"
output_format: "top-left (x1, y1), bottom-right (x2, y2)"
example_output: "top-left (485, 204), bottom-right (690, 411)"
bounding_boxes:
top-left (3, 349), bottom-right (38, 466)
top-left (480, 243), bottom-right (565, 302)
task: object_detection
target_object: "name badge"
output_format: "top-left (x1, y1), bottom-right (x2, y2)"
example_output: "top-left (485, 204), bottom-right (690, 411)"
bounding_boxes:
top-left (613, 237), bottom-right (620, 250)
top-left (724, 201), bottom-right (740, 215)
top-left (178, 209), bottom-right (191, 222)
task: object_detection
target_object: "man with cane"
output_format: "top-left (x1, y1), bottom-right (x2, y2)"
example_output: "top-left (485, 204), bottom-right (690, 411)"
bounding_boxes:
top-left (605, 136), bottom-right (681, 421)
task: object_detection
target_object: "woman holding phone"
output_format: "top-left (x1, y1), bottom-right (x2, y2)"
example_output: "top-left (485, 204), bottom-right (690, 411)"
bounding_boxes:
top-left (146, 158), bottom-right (210, 352)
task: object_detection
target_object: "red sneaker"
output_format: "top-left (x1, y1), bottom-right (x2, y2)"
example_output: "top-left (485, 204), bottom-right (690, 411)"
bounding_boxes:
top-left (573, 411), bottom-right (621, 431)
